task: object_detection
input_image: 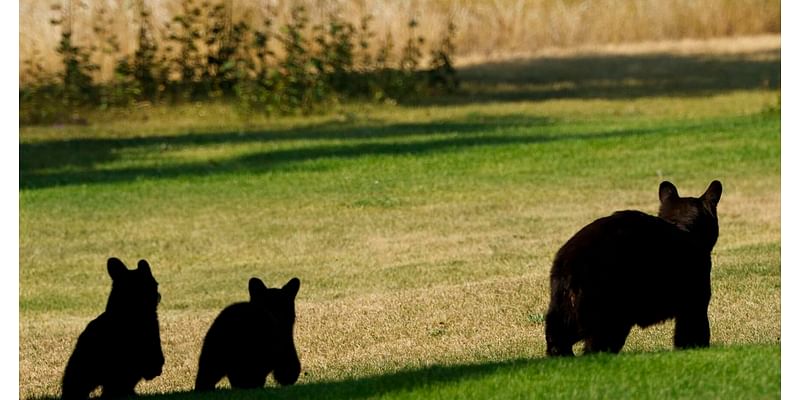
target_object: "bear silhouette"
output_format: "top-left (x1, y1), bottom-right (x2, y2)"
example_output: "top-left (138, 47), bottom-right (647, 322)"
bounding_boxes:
top-left (61, 257), bottom-right (164, 400)
top-left (195, 277), bottom-right (301, 390)
top-left (545, 180), bottom-right (723, 356)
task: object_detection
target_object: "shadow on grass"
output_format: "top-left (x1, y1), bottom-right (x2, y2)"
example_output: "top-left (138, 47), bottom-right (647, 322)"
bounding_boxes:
top-left (19, 114), bottom-right (550, 175)
top-left (21, 113), bottom-right (669, 190)
top-left (20, 48), bottom-right (779, 190)
top-left (424, 49), bottom-right (780, 105)
top-left (21, 110), bottom-right (772, 190)
top-left (25, 344), bottom-right (779, 400)
top-left (25, 356), bottom-right (576, 400)
top-left (20, 110), bottom-right (775, 190)
top-left (159, 358), bottom-right (547, 400)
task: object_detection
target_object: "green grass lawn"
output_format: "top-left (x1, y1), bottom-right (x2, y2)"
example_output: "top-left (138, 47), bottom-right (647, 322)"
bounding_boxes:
top-left (126, 344), bottom-right (779, 400)
top-left (19, 43), bottom-right (780, 399)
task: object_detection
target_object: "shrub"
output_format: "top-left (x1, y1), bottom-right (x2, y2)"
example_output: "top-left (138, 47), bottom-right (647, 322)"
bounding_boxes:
top-left (19, 1), bottom-right (458, 124)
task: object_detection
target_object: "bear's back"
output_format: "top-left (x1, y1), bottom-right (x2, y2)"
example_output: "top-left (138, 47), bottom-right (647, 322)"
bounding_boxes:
top-left (209, 302), bottom-right (261, 333)
top-left (553, 210), bottom-right (712, 325)
top-left (554, 210), bottom-right (710, 284)
top-left (203, 302), bottom-right (277, 356)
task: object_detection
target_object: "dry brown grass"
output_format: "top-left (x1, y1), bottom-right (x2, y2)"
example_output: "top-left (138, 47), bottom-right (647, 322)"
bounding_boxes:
top-left (19, 0), bottom-right (780, 81)
top-left (20, 267), bottom-right (781, 398)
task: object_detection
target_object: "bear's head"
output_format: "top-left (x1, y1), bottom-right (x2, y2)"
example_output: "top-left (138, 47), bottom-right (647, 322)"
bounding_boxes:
top-left (105, 257), bottom-right (161, 315)
top-left (249, 277), bottom-right (302, 385)
top-left (248, 277), bottom-right (300, 328)
top-left (658, 180), bottom-right (723, 250)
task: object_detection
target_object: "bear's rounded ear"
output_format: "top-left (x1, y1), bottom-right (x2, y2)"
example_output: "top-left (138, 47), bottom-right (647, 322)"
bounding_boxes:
top-left (248, 278), bottom-right (268, 301)
top-left (107, 257), bottom-right (128, 280)
top-left (659, 181), bottom-right (678, 204)
top-left (282, 277), bottom-right (301, 299)
top-left (137, 259), bottom-right (152, 276)
top-left (702, 180), bottom-right (723, 207)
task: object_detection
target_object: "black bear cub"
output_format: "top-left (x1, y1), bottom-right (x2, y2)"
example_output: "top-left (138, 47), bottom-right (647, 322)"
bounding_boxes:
top-left (195, 277), bottom-right (301, 390)
top-left (62, 257), bottom-right (164, 400)
top-left (545, 180), bottom-right (723, 356)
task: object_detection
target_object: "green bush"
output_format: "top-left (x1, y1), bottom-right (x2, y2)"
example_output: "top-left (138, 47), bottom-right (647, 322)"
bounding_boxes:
top-left (19, 1), bottom-right (458, 124)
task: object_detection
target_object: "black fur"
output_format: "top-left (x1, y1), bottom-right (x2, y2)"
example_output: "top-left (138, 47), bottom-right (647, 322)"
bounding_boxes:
top-left (62, 258), bottom-right (164, 399)
top-left (545, 181), bottom-right (723, 356)
top-left (195, 277), bottom-right (301, 390)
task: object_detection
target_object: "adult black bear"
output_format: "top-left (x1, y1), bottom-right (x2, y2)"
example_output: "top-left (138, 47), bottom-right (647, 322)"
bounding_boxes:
top-left (62, 257), bottom-right (164, 400)
top-left (545, 180), bottom-right (723, 356)
top-left (195, 277), bottom-right (301, 390)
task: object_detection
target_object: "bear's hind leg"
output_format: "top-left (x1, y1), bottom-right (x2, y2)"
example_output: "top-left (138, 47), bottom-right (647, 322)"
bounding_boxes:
top-left (100, 377), bottom-right (137, 399)
top-left (545, 308), bottom-right (579, 356)
top-left (61, 377), bottom-right (96, 400)
top-left (195, 360), bottom-right (226, 391)
top-left (674, 311), bottom-right (710, 349)
top-left (62, 357), bottom-right (99, 400)
top-left (273, 353), bottom-right (301, 386)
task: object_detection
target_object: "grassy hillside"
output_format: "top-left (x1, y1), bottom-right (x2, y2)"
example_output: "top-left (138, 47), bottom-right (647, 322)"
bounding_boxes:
top-left (19, 39), bottom-right (780, 399)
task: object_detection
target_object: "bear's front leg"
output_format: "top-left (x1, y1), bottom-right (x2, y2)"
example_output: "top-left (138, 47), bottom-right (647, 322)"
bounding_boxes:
top-left (545, 308), bottom-right (578, 357)
top-left (583, 323), bottom-right (632, 354)
top-left (195, 351), bottom-right (226, 391)
top-left (674, 310), bottom-right (710, 349)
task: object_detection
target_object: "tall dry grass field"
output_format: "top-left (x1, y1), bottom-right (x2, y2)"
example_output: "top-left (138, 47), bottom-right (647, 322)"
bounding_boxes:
top-left (19, 0), bottom-right (779, 83)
